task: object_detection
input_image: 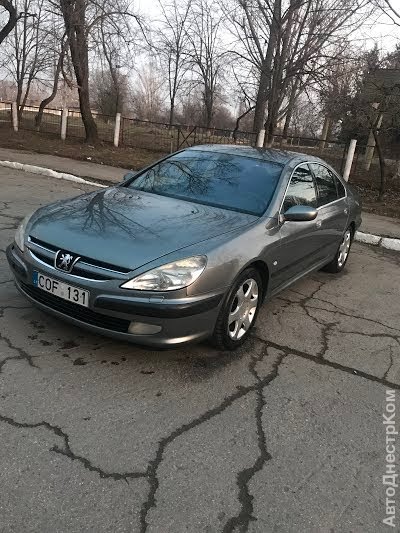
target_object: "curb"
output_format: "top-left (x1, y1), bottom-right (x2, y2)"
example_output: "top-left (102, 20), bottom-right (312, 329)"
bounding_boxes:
top-left (0, 159), bottom-right (107, 188)
top-left (1, 158), bottom-right (400, 253)
top-left (355, 231), bottom-right (400, 251)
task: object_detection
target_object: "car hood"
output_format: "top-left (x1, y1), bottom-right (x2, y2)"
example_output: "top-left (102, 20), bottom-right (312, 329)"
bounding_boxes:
top-left (29, 187), bottom-right (257, 271)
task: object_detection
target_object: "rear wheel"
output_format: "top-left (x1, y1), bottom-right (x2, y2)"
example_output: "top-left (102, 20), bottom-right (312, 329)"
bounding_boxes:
top-left (322, 226), bottom-right (353, 273)
top-left (211, 267), bottom-right (263, 350)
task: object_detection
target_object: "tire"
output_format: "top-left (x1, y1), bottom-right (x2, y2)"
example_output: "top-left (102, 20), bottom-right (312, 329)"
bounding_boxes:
top-left (322, 226), bottom-right (354, 273)
top-left (211, 267), bottom-right (263, 350)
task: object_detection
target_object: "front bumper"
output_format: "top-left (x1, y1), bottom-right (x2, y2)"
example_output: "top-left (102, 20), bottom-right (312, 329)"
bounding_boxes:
top-left (6, 244), bottom-right (223, 348)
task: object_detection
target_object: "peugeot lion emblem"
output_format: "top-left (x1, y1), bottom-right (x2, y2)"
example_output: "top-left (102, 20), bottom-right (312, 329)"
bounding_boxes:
top-left (54, 250), bottom-right (80, 273)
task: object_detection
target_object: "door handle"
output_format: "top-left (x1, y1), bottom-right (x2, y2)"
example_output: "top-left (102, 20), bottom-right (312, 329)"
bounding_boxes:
top-left (316, 220), bottom-right (322, 228)
top-left (344, 208), bottom-right (348, 215)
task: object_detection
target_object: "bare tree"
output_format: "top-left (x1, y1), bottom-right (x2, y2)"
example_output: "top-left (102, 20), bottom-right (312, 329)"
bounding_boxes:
top-left (93, 1), bottom-right (141, 116)
top-left (154, 0), bottom-right (192, 126)
top-left (131, 64), bottom-right (165, 122)
top-left (316, 49), bottom-right (361, 140)
top-left (0, 0), bottom-right (18, 44)
top-left (57, 0), bottom-right (98, 142)
top-left (92, 69), bottom-right (129, 116)
top-left (54, 0), bottom-right (145, 143)
top-left (2, 0), bottom-right (48, 119)
top-left (225, 0), bottom-right (373, 138)
top-left (187, 0), bottom-right (225, 128)
top-left (34, 34), bottom-right (68, 129)
top-left (375, 0), bottom-right (400, 25)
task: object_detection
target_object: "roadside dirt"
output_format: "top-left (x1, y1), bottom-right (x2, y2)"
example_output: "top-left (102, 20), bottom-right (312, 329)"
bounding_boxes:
top-left (1, 125), bottom-right (399, 219)
top-left (0, 126), bottom-right (162, 170)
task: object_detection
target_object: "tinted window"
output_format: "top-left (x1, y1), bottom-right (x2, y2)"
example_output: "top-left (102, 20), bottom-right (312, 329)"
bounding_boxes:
top-left (311, 164), bottom-right (339, 206)
top-left (282, 164), bottom-right (317, 212)
top-left (336, 175), bottom-right (346, 198)
top-left (127, 151), bottom-right (283, 216)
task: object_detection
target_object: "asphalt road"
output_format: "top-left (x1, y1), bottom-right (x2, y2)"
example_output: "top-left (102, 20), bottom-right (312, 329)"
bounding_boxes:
top-left (1, 167), bottom-right (400, 533)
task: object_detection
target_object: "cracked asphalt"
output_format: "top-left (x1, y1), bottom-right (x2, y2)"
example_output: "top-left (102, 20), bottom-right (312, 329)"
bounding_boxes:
top-left (1, 167), bottom-right (400, 533)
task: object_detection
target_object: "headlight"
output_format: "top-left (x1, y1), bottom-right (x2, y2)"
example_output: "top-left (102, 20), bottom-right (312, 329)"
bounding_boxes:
top-left (121, 256), bottom-right (207, 291)
top-left (15, 212), bottom-right (33, 252)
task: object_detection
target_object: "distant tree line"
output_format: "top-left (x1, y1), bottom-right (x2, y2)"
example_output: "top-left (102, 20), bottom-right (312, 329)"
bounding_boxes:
top-left (0, 0), bottom-right (399, 147)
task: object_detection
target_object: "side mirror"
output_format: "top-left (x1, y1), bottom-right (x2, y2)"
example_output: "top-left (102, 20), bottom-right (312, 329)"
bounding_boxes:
top-left (123, 170), bottom-right (138, 182)
top-left (282, 205), bottom-right (318, 222)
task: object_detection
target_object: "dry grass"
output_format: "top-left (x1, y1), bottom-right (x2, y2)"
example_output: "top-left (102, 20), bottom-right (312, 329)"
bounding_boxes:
top-left (0, 126), bottom-right (163, 169)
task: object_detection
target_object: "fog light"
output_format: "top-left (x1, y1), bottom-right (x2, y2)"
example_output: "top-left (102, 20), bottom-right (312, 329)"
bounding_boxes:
top-left (128, 322), bottom-right (162, 335)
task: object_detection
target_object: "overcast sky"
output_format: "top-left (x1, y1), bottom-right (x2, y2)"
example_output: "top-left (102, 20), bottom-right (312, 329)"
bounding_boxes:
top-left (136, 0), bottom-right (399, 55)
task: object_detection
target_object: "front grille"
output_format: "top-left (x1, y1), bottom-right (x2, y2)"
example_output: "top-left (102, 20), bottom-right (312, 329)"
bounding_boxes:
top-left (29, 236), bottom-right (58, 252)
top-left (20, 282), bottom-right (130, 333)
top-left (29, 249), bottom-right (112, 281)
top-left (30, 249), bottom-right (53, 267)
top-left (29, 236), bottom-right (131, 274)
top-left (68, 265), bottom-right (113, 281)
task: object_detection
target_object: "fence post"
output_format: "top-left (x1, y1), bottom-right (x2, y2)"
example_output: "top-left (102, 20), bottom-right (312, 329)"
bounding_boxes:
top-left (11, 102), bottom-right (18, 132)
top-left (61, 108), bottom-right (68, 140)
top-left (256, 129), bottom-right (265, 147)
top-left (343, 139), bottom-right (357, 181)
top-left (114, 112), bottom-right (121, 147)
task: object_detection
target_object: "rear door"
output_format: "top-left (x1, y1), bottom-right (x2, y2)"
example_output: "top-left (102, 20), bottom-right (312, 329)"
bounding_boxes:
top-left (310, 163), bottom-right (349, 260)
top-left (273, 163), bottom-right (322, 290)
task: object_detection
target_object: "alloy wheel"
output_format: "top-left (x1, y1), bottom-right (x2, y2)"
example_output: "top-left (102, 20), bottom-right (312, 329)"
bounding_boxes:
top-left (228, 278), bottom-right (259, 340)
top-left (338, 229), bottom-right (351, 268)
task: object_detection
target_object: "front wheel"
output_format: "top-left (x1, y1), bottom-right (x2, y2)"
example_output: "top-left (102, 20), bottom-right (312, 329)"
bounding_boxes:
top-left (322, 226), bottom-right (353, 273)
top-left (211, 267), bottom-right (263, 350)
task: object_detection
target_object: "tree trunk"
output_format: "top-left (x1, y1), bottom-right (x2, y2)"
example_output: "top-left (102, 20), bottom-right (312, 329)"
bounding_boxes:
top-left (0, 0), bottom-right (18, 45)
top-left (35, 50), bottom-right (64, 130)
top-left (233, 105), bottom-right (255, 141)
top-left (372, 127), bottom-right (386, 201)
top-left (395, 160), bottom-right (400, 180)
top-left (16, 80), bottom-right (23, 121)
top-left (264, 105), bottom-right (278, 146)
top-left (203, 87), bottom-right (213, 129)
top-left (282, 109), bottom-right (292, 140)
top-left (168, 57), bottom-right (178, 127)
top-left (78, 81), bottom-right (98, 143)
top-left (282, 79), bottom-right (300, 140)
top-left (252, 0), bottom-right (281, 133)
top-left (319, 116), bottom-right (331, 149)
top-left (169, 99), bottom-right (175, 127)
top-left (253, 67), bottom-right (270, 133)
top-left (60, 0), bottom-right (98, 144)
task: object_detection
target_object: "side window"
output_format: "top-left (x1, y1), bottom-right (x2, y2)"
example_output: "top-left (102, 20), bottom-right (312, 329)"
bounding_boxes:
top-left (282, 164), bottom-right (317, 212)
top-left (310, 164), bottom-right (338, 207)
top-left (335, 175), bottom-right (346, 198)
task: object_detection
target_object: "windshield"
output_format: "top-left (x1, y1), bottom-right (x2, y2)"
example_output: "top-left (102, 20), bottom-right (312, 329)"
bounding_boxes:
top-left (127, 150), bottom-right (283, 216)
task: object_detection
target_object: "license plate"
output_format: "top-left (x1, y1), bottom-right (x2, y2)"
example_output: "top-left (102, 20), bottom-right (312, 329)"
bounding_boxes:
top-left (33, 271), bottom-right (89, 307)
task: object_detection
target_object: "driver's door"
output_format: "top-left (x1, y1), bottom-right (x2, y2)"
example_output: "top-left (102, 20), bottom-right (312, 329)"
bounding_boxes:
top-left (272, 163), bottom-right (323, 291)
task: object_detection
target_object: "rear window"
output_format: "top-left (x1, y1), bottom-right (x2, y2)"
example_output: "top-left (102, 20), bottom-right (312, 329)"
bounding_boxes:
top-left (310, 163), bottom-right (339, 206)
top-left (127, 150), bottom-right (283, 216)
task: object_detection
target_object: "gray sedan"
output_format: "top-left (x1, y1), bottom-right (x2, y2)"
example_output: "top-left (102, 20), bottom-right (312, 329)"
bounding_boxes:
top-left (7, 145), bottom-right (361, 350)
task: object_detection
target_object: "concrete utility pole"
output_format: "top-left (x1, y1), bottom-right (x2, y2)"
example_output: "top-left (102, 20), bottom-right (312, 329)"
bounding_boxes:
top-left (114, 113), bottom-right (121, 147)
top-left (61, 108), bottom-right (68, 140)
top-left (11, 102), bottom-right (18, 132)
top-left (343, 139), bottom-right (357, 181)
top-left (256, 129), bottom-right (265, 147)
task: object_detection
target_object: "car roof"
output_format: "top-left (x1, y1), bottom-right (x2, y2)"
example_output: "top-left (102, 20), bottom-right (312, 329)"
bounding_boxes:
top-left (186, 144), bottom-right (327, 166)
